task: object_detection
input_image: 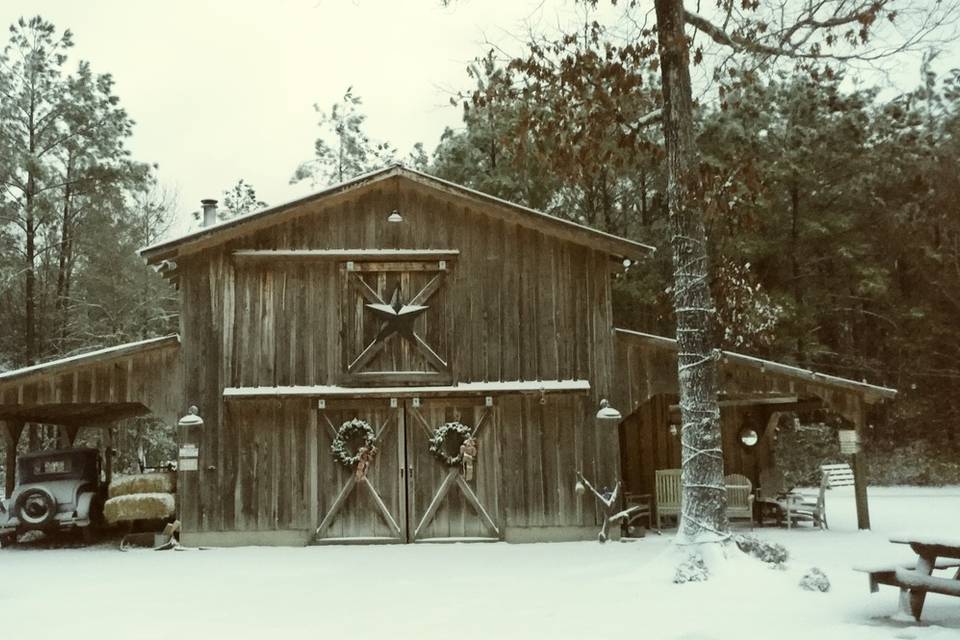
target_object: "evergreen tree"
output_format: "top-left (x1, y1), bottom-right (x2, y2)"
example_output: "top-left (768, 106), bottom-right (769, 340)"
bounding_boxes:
top-left (291, 87), bottom-right (396, 187)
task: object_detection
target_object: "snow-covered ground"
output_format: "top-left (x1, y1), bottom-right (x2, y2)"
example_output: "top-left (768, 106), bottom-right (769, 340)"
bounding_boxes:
top-left (1, 486), bottom-right (958, 640)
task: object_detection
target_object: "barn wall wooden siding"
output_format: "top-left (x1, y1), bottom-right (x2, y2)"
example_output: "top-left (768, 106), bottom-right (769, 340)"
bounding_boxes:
top-left (177, 178), bottom-right (621, 539)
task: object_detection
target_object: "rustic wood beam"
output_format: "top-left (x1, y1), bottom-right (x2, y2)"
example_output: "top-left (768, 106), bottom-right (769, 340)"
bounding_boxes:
top-left (232, 249), bottom-right (460, 264)
top-left (1, 421), bottom-right (25, 498)
top-left (223, 380), bottom-right (591, 401)
top-left (852, 397), bottom-right (871, 530)
top-left (456, 475), bottom-right (500, 536)
top-left (414, 470), bottom-right (459, 539)
top-left (64, 425), bottom-right (81, 446)
top-left (668, 395), bottom-right (799, 410)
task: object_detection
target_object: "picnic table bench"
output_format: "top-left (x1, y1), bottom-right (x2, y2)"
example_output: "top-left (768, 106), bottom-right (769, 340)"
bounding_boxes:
top-left (854, 535), bottom-right (960, 621)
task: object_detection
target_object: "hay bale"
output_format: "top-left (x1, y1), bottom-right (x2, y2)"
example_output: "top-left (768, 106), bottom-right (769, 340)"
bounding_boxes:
top-left (103, 493), bottom-right (176, 524)
top-left (108, 473), bottom-right (176, 499)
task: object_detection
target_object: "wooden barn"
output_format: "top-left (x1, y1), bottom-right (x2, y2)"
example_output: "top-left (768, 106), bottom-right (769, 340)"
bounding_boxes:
top-left (0, 165), bottom-right (895, 545)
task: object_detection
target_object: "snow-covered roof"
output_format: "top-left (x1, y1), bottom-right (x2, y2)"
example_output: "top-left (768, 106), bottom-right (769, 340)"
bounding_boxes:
top-left (0, 335), bottom-right (180, 383)
top-left (139, 164), bottom-right (655, 264)
top-left (614, 328), bottom-right (896, 400)
top-left (224, 379), bottom-right (591, 399)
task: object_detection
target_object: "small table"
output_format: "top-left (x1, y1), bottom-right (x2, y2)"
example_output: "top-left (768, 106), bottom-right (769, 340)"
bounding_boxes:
top-left (888, 535), bottom-right (960, 620)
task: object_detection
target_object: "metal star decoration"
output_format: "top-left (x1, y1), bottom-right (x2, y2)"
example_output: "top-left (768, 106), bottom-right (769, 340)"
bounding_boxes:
top-left (365, 285), bottom-right (429, 344)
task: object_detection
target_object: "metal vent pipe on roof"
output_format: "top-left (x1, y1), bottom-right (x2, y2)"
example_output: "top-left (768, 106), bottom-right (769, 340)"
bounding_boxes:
top-left (201, 199), bottom-right (218, 227)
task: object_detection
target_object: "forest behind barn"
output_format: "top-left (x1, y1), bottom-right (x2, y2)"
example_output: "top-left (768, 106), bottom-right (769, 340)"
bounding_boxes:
top-left (0, 6), bottom-right (958, 483)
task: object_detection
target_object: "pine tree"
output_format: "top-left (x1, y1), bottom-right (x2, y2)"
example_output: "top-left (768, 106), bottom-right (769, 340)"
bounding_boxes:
top-left (291, 87), bottom-right (396, 187)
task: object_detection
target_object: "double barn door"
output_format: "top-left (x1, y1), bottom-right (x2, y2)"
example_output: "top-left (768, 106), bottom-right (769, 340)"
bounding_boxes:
top-left (314, 398), bottom-right (501, 543)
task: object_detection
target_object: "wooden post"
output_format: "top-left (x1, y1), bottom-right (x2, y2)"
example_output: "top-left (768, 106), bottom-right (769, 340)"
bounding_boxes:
top-left (177, 411), bottom-right (203, 535)
top-left (104, 427), bottom-right (115, 486)
top-left (852, 398), bottom-right (871, 530)
top-left (2, 421), bottom-right (25, 498)
top-left (64, 425), bottom-right (81, 447)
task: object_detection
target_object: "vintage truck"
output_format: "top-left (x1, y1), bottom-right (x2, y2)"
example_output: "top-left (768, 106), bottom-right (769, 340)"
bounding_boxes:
top-left (0, 448), bottom-right (105, 545)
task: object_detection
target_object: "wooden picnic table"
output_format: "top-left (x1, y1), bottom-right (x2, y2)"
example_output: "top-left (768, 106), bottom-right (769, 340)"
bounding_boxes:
top-left (884, 535), bottom-right (960, 620)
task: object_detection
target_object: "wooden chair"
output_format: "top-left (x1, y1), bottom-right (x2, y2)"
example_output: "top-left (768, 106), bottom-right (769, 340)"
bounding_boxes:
top-left (724, 473), bottom-right (754, 529)
top-left (814, 462), bottom-right (855, 530)
top-left (756, 467), bottom-right (804, 527)
top-left (620, 492), bottom-right (652, 536)
top-left (655, 469), bottom-right (682, 531)
top-left (778, 462), bottom-right (855, 529)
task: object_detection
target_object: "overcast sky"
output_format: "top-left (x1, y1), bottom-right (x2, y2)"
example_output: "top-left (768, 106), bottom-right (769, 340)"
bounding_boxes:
top-left (2, 1), bottom-right (954, 236)
top-left (2, 1), bottom-right (586, 230)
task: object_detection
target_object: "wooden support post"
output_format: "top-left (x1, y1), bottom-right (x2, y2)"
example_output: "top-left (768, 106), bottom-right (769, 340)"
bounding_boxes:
top-left (308, 409), bottom-right (318, 528)
top-left (104, 427), bottom-right (115, 487)
top-left (2, 421), bottom-right (25, 498)
top-left (852, 398), bottom-right (871, 530)
top-left (65, 425), bottom-right (81, 447)
top-left (177, 413), bottom-right (203, 535)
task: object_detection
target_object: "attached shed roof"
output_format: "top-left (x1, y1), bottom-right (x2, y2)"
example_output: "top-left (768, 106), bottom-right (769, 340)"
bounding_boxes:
top-left (0, 335), bottom-right (181, 427)
top-left (0, 335), bottom-right (178, 383)
top-left (139, 165), bottom-right (655, 265)
top-left (614, 329), bottom-right (895, 419)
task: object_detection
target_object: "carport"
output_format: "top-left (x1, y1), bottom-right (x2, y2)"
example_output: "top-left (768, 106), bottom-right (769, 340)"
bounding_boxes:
top-left (0, 336), bottom-right (182, 496)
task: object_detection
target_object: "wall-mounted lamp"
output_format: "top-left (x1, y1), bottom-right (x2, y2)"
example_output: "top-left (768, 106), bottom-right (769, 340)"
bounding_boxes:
top-left (387, 209), bottom-right (403, 223)
top-left (178, 405), bottom-right (204, 428)
top-left (595, 399), bottom-right (622, 422)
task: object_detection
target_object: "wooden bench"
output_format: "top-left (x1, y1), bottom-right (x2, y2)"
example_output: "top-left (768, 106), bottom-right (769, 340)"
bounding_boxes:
top-left (854, 558), bottom-right (960, 592)
top-left (855, 535), bottom-right (960, 620)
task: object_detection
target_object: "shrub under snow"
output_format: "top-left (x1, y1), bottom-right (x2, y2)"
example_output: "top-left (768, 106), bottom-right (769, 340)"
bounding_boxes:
top-left (799, 567), bottom-right (831, 592)
top-left (673, 553), bottom-right (710, 584)
top-left (734, 534), bottom-right (789, 566)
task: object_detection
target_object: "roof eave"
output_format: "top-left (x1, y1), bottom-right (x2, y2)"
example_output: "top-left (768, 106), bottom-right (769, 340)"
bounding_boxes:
top-left (139, 165), bottom-right (402, 264)
top-left (0, 335), bottom-right (181, 384)
top-left (614, 328), bottom-right (897, 400)
top-left (139, 165), bottom-right (656, 265)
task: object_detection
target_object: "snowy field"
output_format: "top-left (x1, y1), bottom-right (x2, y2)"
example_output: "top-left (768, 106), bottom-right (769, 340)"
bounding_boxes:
top-left (1, 487), bottom-right (959, 640)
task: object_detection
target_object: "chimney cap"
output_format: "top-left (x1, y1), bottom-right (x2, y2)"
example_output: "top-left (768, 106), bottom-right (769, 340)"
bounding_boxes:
top-left (200, 198), bottom-right (218, 206)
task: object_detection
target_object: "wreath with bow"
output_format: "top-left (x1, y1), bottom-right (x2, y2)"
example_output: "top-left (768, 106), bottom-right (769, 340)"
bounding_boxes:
top-left (429, 421), bottom-right (474, 467)
top-left (331, 418), bottom-right (377, 468)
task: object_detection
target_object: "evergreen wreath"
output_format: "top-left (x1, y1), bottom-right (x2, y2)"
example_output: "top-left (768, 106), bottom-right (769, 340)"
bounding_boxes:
top-left (331, 418), bottom-right (376, 468)
top-left (429, 421), bottom-right (473, 466)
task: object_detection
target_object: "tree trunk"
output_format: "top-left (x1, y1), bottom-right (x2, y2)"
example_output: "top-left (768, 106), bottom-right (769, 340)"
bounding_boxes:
top-left (25, 180), bottom-right (37, 366)
top-left (654, 0), bottom-right (728, 544)
top-left (56, 169), bottom-right (74, 349)
top-left (790, 178), bottom-right (805, 363)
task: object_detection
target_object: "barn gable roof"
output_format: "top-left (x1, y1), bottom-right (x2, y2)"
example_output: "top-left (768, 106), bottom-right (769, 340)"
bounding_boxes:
top-left (139, 165), bottom-right (655, 265)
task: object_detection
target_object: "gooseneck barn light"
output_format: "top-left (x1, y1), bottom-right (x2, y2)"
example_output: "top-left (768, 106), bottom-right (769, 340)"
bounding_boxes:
top-left (178, 405), bottom-right (204, 428)
top-left (595, 399), bottom-right (622, 422)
